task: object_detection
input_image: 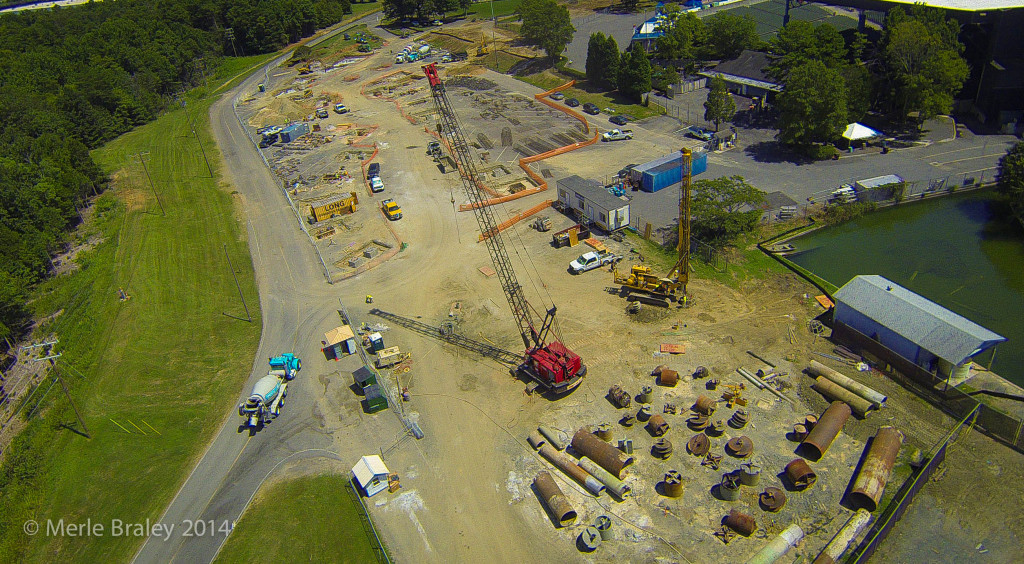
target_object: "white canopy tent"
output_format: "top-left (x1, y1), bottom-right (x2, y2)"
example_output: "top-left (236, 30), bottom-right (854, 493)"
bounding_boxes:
top-left (842, 123), bottom-right (882, 141)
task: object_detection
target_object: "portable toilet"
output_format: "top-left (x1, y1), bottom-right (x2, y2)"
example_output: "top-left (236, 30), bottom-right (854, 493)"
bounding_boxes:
top-left (367, 332), bottom-right (385, 352)
top-left (363, 384), bottom-right (389, 414)
top-left (352, 455), bottom-right (391, 496)
top-left (353, 366), bottom-right (377, 391)
top-left (324, 325), bottom-right (357, 359)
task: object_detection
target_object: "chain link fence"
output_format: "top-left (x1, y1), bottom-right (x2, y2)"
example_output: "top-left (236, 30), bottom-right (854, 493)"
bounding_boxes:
top-left (628, 214), bottom-right (728, 272)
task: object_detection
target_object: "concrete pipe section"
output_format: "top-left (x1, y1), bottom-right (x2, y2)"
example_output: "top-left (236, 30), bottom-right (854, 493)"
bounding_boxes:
top-left (527, 430), bottom-right (546, 450)
top-left (812, 377), bottom-right (874, 417)
top-left (746, 523), bottom-right (804, 564)
top-left (639, 385), bottom-right (653, 404)
top-left (538, 426), bottom-right (567, 450)
top-left (579, 456), bottom-right (632, 499)
top-left (572, 428), bottom-right (634, 478)
top-left (850, 426), bottom-right (905, 511)
top-left (808, 360), bottom-right (887, 407)
top-left (578, 526), bottom-right (602, 552)
top-left (800, 401), bottom-right (852, 460)
top-left (538, 444), bottom-right (605, 496)
top-left (594, 515), bottom-right (613, 541)
top-left (814, 509), bottom-right (871, 564)
top-left (534, 471), bottom-right (577, 527)
top-left (785, 459), bottom-right (817, 490)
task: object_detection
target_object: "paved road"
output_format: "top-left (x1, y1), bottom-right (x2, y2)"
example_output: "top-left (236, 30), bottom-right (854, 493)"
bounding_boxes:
top-left (131, 14), bottom-right (409, 564)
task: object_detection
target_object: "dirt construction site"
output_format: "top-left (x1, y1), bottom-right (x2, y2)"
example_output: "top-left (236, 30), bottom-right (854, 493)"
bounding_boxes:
top-left (227, 24), bottom-right (1024, 564)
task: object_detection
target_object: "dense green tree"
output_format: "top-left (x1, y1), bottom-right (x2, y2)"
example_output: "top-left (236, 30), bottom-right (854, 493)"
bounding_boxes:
top-left (841, 64), bottom-right (873, 123)
top-left (776, 60), bottom-right (848, 147)
top-left (703, 12), bottom-right (759, 60)
top-left (517, 0), bottom-right (575, 60)
top-left (654, 11), bottom-right (706, 62)
top-left (652, 64), bottom-right (680, 93)
top-left (690, 176), bottom-right (765, 245)
top-left (881, 6), bottom-right (969, 121)
top-left (586, 32), bottom-right (619, 89)
top-left (997, 142), bottom-right (1024, 227)
top-left (617, 45), bottom-right (652, 102)
top-left (767, 21), bottom-right (846, 80)
top-left (703, 76), bottom-right (735, 131)
top-left (0, 0), bottom-right (350, 351)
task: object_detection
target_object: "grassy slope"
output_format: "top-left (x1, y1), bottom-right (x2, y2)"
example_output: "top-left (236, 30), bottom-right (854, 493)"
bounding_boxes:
top-left (214, 475), bottom-right (380, 563)
top-left (518, 70), bottom-right (664, 120)
top-left (0, 54), bottom-right (274, 562)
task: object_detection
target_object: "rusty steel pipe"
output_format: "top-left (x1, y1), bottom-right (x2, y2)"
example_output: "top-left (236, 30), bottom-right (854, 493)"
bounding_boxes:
top-left (647, 414), bottom-right (670, 436)
top-left (785, 459), bottom-right (817, 490)
top-left (538, 444), bottom-right (605, 496)
top-left (534, 471), bottom-right (578, 527)
top-left (572, 428), bottom-right (634, 479)
top-left (812, 377), bottom-right (873, 417)
top-left (850, 426), bottom-right (905, 511)
top-left (724, 509), bottom-right (756, 536)
top-left (693, 394), bottom-right (716, 415)
top-left (658, 369), bottom-right (679, 386)
top-left (800, 401), bottom-right (852, 460)
top-left (808, 360), bottom-right (887, 407)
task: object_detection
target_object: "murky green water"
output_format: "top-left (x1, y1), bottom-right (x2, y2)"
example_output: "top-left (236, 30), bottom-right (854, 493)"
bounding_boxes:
top-left (789, 189), bottom-right (1024, 385)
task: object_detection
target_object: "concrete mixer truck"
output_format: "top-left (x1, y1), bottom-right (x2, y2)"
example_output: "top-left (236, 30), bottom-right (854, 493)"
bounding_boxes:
top-left (238, 354), bottom-right (301, 428)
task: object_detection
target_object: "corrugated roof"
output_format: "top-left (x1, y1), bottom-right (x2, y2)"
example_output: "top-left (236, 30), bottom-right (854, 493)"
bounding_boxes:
top-left (705, 50), bottom-right (779, 86)
top-left (835, 275), bottom-right (1006, 364)
top-left (557, 175), bottom-right (627, 211)
top-left (634, 153), bottom-right (680, 174)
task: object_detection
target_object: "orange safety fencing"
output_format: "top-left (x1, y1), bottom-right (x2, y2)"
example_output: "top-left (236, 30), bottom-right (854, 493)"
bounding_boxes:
top-left (360, 69), bottom-right (418, 125)
top-left (457, 80), bottom-right (599, 212)
top-left (478, 200), bottom-right (552, 241)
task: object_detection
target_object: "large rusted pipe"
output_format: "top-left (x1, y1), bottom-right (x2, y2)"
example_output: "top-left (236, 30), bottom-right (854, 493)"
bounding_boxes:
top-left (800, 401), bottom-right (851, 461)
top-left (538, 444), bottom-right (605, 496)
top-left (808, 361), bottom-right (887, 408)
top-left (579, 456), bottom-right (632, 499)
top-left (850, 427), bottom-right (905, 511)
top-left (812, 377), bottom-right (874, 417)
top-left (746, 523), bottom-right (805, 564)
top-left (813, 509), bottom-right (871, 564)
top-left (534, 471), bottom-right (577, 527)
top-left (572, 428), bottom-right (634, 478)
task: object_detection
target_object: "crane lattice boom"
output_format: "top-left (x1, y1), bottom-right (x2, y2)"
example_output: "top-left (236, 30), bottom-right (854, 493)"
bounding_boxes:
top-left (422, 63), bottom-right (584, 393)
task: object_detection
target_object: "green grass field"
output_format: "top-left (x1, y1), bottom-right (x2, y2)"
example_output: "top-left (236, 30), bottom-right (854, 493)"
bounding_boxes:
top-left (452, 0), bottom-right (521, 20)
top-left (0, 53), bottom-right (274, 562)
top-left (214, 475), bottom-right (385, 563)
top-left (312, 23), bottom-right (385, 64)
top-left (517, 70), bottom-right (664, 120)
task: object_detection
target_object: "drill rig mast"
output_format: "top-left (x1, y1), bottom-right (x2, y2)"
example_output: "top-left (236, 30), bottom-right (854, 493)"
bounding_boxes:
top-left (422, 63), bottom-right (585, 394)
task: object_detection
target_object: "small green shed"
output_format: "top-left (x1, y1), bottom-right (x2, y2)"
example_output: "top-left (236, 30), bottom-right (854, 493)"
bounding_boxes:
top-left (363, 384), bottom-right (389, 414)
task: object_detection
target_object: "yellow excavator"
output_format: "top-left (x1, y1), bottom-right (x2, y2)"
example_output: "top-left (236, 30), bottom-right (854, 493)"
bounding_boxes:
top-left (613, 147), bottom-right (692, 306)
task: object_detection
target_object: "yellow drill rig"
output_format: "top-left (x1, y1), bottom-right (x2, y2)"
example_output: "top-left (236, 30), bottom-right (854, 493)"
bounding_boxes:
top-left (614, 148), bottom-right (692, 306)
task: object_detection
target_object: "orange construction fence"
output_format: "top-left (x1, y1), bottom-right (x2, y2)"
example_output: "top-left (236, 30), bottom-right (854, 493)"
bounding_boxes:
top-left (478, 200), bottom-right (553, 241)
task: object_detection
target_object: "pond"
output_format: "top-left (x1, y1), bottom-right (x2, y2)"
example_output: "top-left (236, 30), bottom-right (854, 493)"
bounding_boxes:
top-left (788, 189), bottom-right (1024, 385)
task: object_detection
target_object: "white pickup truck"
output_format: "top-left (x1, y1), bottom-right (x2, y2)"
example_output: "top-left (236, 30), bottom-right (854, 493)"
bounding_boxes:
top-left (569, 250), bottom-right (621, 274)
top-left (601, 129), bottom-right (634, 142)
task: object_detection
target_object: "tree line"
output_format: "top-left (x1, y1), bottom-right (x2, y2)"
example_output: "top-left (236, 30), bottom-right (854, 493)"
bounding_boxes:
top-left (0, 0), bottom-right (353, 346)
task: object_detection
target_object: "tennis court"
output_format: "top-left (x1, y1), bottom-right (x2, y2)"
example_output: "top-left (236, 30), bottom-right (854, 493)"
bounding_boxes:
top-left (726, 0), bottom-right (868, 39)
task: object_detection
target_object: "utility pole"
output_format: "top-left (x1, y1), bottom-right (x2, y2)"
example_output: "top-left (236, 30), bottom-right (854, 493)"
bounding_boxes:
top-left (224, 244), bottom-right (252, 322)
top-left (490, 0), bottom-right (498, 71)
top-left (135, 152), bottom-right (165, 216)
top-left (177, 92), bottom-right (214, 177)
top-left (225, 28), bottom-right (239, 58)
top-left (27, 340), bottom-right (91, 438)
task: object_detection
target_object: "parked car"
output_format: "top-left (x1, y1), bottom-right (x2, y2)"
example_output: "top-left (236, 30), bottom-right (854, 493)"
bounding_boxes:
top-left (550, 92), bottom-right (565, 100)
top-left (685, 125), bottom-right (714, 141)
top-left (582, 103), bottom-right (600, 115)
top-left (565, 98), bottom-right (580, 107)
top-left (334, 103), bottom-right (349, 114)
top-left (370, 177), bottom-right (384, 193)
top-left (367, 162), bottom-right (381, 179)
top-left (609, 115), bottom-right (629, 126)
top-left (315, 108), bottom-right (329, 119)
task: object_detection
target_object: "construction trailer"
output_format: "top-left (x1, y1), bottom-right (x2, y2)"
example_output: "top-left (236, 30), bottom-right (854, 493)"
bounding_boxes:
top-left (628, 151), bottom-right (708, 192)
top-left (352, 455), bottom-right (391, 497)
top-left (279, 122), bottom-right (310, 143)
top-left (309, 192), bottom-right (358, 223)
top-left (556, 175), bottom-right (630, 231)
top-left (323, 325), bottom-right (358, 359)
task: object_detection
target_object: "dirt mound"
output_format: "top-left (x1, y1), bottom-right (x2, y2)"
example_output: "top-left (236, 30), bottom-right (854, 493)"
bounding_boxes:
top-left (445, 76), bottom-right (496, 91)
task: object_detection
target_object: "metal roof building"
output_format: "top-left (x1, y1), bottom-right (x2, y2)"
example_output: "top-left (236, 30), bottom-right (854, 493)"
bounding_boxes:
top-left (556, 175), bottom-right (629, 231)
top-left (834, 275), bottom-right (1006, 381)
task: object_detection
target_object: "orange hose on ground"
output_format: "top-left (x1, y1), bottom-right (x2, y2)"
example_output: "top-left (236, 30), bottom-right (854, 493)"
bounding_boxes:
top-left (478, 200), bottom-right (552, 241)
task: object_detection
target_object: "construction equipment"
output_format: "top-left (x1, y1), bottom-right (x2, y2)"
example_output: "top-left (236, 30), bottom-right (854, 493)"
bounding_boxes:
top-left (423, 63), bottom-right (586, 394)
top-left (381, 198), bottom-right (403, 220)
top-left (612, 148), bottom-right (693, 306)
top-left (239, 354), bottom-right (301, 428)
